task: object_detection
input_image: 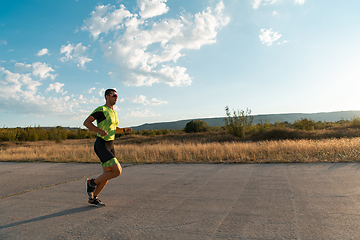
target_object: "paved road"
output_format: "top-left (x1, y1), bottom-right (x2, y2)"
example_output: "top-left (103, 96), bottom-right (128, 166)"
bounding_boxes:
top-left (1, 162), bottom-right (360, 239)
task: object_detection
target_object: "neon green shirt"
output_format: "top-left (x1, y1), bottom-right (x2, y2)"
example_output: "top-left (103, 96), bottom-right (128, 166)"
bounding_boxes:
top-left (90, 105), bottom-right (119, 141)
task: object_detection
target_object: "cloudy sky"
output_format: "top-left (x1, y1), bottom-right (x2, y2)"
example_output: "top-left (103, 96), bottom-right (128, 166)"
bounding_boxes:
top-left (1, 0), bottom-right (359, 128)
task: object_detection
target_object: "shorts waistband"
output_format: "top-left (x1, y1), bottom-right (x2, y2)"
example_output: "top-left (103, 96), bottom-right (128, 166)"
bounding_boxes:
top-left (96, 136), bottom-right (114, 143)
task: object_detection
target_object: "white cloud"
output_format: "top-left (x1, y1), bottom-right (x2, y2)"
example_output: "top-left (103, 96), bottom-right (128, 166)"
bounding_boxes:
top-left (0, 68), bottom-right (41, 97)
top-left (36, 48), bottom-right (50, 56)
top-left (148, 98), bottom-right (167, 105)
top-left (88, 87), bottom-right (96, 93)
top-left (132, 95), bottom-right (167, 105)
top-left (253, 0), bottom-right (304, 9)
top-left (125, 109), bottom-right (160, 118)
top-left (60, 44), bottom-right (73, 61)
top-left (82, 4), bottom-right (132, 40)
top-left (60, 42), bottom-right (92, 69)
top-left (0, 40), bottom-right (7, 45)
top-left (14, 62), bottom-right (57, 80)
top-left (272, 11), bottom-right (278, 16)
top-left (14, 62), bottom-right (32, 72)
top-left (252, 0), bottom-right (277, 9)
top-left (252, 0), bottom-right (262, 9)
top-left (138, 0), bottom-right (169, 19)
top-left (32, 62), bottom-right (57, 80)
top-left (0, 67), bottom-right (101, 118)
top-left (277, 40), bottom-right (289, 45)
top-left (259, 28), bottom-right (282, 46)
top-left (98, 88), bottom-right (105, 97)
top-left (0, 67), bottom-right (41, 109)
top-left (295, 0), bottom-right (305, 5)
top-left (82, 1), bottom-right (229, 87)
top-left (132, 95), bottom-right (147, 104)
top-left (46, 82), bottom-right (66, 94)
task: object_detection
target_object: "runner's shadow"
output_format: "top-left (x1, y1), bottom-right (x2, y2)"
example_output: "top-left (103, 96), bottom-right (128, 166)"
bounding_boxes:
top-left (0, 206), bottom-right (96, 229)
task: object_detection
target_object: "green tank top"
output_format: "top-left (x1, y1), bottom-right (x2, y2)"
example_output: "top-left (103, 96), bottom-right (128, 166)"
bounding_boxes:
top-left (90, 105), bottom-right (119, 141)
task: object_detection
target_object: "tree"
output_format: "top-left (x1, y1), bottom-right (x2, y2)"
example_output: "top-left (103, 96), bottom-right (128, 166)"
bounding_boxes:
top-left (293, 118), bottom-right (316, 131)
top-left (224, 106), bottom-right (253, 138)
top-left (184, 120), bottom-right (210, 133)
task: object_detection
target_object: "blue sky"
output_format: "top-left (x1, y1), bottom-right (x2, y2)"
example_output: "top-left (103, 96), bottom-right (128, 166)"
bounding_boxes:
top-left (1, 0), bottom-right (359, 128)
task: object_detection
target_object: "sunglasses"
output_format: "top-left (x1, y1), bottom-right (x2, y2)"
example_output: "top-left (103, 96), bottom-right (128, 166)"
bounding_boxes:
top-left (109, 93), bottom-right (118, 98)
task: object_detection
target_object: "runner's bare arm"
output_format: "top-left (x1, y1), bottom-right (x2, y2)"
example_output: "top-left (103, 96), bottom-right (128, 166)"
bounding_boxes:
top-left (116, 127), bottom-right (133, 134)
top-left (84, 116), bottom-right (108, 136)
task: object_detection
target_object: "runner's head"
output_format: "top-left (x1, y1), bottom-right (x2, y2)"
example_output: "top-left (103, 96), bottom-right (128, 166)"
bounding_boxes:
top-left (105, 89), bottom-right (117, 98)
top-left (104, 89), bottom-right (118, 106)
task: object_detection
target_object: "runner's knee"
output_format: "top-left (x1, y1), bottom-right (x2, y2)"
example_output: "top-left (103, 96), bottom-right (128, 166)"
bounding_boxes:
top-left (111, 165), bottom-right (121, 177)
top-left (114, 166), bottom-right (122, 177)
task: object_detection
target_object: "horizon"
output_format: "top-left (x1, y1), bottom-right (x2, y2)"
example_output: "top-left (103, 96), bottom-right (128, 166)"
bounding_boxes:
top-left (3, 109), bottom-right (360, 129)
top-left (1, 0), bottom-right (359, 128)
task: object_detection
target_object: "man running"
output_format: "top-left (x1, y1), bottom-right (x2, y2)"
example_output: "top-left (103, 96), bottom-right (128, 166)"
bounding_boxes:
top-left (83, 88), bottom-right (132, 207)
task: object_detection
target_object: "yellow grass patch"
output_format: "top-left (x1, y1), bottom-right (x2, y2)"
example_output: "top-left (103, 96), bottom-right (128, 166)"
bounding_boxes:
top-left (1, 137), bottom-right (360, 164)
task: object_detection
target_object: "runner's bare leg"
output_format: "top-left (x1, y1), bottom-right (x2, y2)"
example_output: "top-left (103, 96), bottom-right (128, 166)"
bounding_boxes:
top-left (94, 163), bottom-right (122, 197)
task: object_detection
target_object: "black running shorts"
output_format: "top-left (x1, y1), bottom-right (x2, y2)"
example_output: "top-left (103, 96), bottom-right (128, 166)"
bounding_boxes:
top-left (94, 137), bottom-right (118, 167)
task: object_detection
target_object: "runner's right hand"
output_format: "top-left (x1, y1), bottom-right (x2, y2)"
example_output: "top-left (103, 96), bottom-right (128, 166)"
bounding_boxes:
top-left (99, 130), bottom-right (108, 136)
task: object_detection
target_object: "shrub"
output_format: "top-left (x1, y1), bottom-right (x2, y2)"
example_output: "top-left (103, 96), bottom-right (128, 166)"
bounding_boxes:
top-left (351, 116), bottom-right (360, 128)
top-left (255, 118), bottom-right (272, 133)
top-left (314, 121), bottom-right (333, 130)
top-left (0, 128), bottom-right (17, 141)
top-left (293, 118), bottom-right (316, 131)
top-left (249, 128), bottom-right (304, 141)
top-left (139, 129), bottom-right (157, 137)
top-left (184, 120), bottom-right (210, 133)
top-left (158, 129), bottom-right (170, 135)
top-left (224, 106), bottom-right (253, 138)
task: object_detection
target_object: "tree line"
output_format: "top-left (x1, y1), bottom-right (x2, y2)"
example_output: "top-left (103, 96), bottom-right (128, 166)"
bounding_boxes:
top-left (1, 106), bottom-right (360, 142)
top-left (0, 126), bottom-right (96, 143)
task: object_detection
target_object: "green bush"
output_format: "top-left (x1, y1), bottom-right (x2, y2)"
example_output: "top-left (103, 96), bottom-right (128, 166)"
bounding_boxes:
top-left (138, 129), bottom-right (157, 137)
top-left (184, 120), bottom-right (210, 133)
top-left (0, 128), bottom-right (17, 141)
top-left (351, 116), bottom-right (360, 128)
top-left (16, 128), bottom-right (28, 141)
top-left (224, 106), bottom-right (253, 138)
top-left (249, 128), bottom-right (304, 141)
top-left (0, 126), bottom-right (98, 142)
top-left (314, 121), bottom-right (335, 130)
top-left (293, 118), bottom-right (316, 131)
top-left (255, 118), bottom-right (272, 133)
top-left (157, 129), bottom-right (170, 135)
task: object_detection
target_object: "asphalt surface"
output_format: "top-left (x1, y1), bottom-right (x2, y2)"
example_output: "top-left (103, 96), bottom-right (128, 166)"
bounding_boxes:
top-left (1, 162), bottom-right (360, 239)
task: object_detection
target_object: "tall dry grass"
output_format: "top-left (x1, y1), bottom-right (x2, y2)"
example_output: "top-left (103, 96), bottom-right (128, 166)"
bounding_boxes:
top-left (1, 136), bottom-right (360, 164)
top-left (115, 138), bottom-right (360, 163)
top-left (0, 139), bottom-right (98, 163)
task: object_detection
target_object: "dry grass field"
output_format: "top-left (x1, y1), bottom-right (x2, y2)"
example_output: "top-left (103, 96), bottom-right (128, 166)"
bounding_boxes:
top-left (1, 131), bottom-right (360, 164)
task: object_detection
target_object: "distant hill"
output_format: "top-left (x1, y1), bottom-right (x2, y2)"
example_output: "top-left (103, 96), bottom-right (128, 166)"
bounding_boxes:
top-left (132, 111), bottom-right (360, 131)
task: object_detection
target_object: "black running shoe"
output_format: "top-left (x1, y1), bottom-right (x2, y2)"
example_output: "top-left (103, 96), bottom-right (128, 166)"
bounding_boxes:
top-left (86, 178), bottom-right (95, 199)
top-left (88, 197), bottom-right (106, 207)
